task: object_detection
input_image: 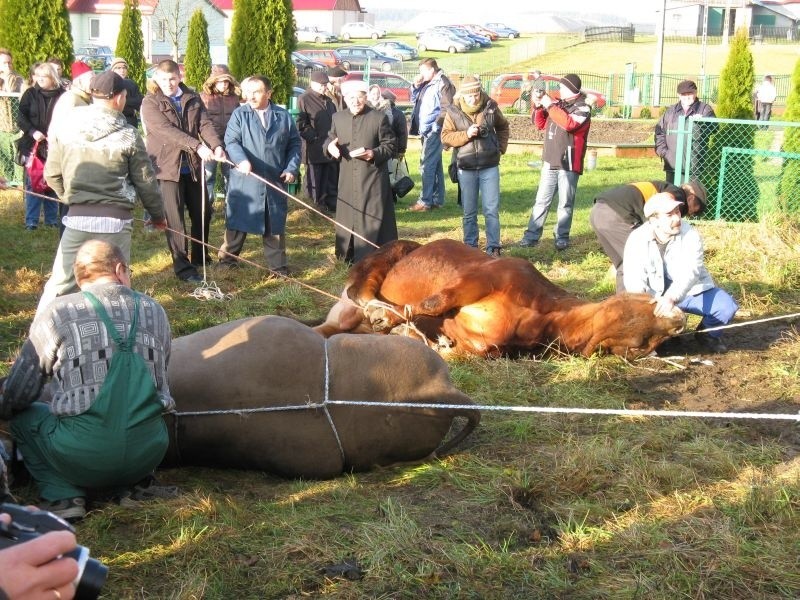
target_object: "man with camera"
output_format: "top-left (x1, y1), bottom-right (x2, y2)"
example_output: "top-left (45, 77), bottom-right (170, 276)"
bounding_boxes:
top-left (0, 240), bottom-right (174, 522)
top-left (519, 74), bottom-right (592, 251)
top-left (440, 75), bottom-right (509, 257)
top-left (1, 508), bottom-right (79, 600)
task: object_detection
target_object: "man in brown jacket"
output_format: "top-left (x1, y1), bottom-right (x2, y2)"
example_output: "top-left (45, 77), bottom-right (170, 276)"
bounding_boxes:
top-left (141, 59), bottom-right (224, 282)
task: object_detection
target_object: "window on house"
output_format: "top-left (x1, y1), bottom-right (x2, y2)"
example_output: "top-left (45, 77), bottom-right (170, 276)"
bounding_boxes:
top-left (89, 18), bottom-right (100, 40)
top-left (157, 20), bottom-right (166, 42)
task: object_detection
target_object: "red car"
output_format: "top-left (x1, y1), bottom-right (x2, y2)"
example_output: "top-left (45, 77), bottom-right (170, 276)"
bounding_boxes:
top-left (343, 71), bottom-right (413, 104)
top-left (489, 73), bottom-right (606, 112)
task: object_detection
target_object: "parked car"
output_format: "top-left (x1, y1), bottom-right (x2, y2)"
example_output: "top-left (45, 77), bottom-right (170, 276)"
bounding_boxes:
top-left (291, 52), bottom-right (328, 76)
top-left (343, 71), bottom-right (413, 104)
top-left (295, 26), bottom-right (338, 44)
top-left (297, 48), bottom-right (343, 68)
top-left (339, 22), bottom-right (386, 41)
top-left (336, 46), bottom-right (399, 72)
top-left (416, 30), bottom-right (472, 54)
top-left (445, 25), bottom-right (492, 48)
top-left (371, 40), bottom-right (418, 61)
top-left (419, 27), bottom-right (476, 50)
top-left (489, 73), bottom-right (606, 112)
top-left (74, 45), bottom-right (114, 70)
top-left (484, 22), bottom-right (521, 39)
top-left (462, 24), bottom-right (498, 41)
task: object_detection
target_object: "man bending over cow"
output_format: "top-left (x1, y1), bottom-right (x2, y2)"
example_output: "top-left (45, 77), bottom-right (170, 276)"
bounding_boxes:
top-left (0, 240), bottom-right (174, 521)
top-left (623, 193), bottom-right (738, 354)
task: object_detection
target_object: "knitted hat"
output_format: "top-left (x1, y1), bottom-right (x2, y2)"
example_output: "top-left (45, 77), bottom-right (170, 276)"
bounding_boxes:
top-left (459, 75), bottom-right (481, 95)
top-left (310, 70), bottom-right (329, 84)
top-left (559, 73), bottom-right (581, 95)
top-left (677, 79), bottom-right (698, 94)
top-left (110, 57), bottom-right (128, 71)
top-left (328, 66), bottom-right (347, 78)
top-left (71, 60), bottom-right (93, 78)
top-left (90, 70), bottom-right (126, 99)
top-left (644, 193), bottom-right (684, 218)
top-left (381, 89), bottom-right (397, 102)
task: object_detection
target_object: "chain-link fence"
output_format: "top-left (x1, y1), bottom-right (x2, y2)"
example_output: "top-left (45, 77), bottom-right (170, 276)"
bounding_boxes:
top-left (0, 92), bottom-right (23, 186)
top-left (674, 116), bottom-right (800, 222)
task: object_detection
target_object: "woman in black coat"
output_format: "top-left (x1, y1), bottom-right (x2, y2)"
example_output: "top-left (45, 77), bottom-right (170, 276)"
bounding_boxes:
top-left (17, 62), bottom-right (64, 230)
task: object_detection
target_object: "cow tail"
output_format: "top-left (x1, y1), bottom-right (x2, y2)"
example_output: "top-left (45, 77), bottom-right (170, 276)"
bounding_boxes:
top-left (432, 407), bottom-right (481, 457)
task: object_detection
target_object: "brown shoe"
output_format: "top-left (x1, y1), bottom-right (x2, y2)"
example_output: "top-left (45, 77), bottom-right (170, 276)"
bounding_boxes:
top-left (409, 202), bottom-right (431, 212)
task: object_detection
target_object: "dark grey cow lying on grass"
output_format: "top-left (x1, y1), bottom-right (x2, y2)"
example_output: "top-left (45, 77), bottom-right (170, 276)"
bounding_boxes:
top-left (163, 316), bottom-right (479, 478)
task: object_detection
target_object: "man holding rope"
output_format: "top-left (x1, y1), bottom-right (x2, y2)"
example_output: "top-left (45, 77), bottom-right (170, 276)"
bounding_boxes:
top-left (36, 71), bottom-right (167, 318)
top-left (219, 75), bottom-right (301, 275)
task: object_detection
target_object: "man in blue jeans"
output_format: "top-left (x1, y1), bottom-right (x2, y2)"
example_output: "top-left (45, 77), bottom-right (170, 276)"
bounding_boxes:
top-left (623, 193), bottom-right (738, 354)
top-left (519, 74), bottom-right (591, 250)
top-left (440, 75), bottom-right (509, 256)
top-left (409, 58), bottom-right (454, 212)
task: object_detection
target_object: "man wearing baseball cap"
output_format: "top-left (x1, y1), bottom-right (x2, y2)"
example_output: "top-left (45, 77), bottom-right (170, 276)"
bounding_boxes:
top-left (622, 192), bottom-right (738, 354)
top-left (37, 70), bottom-right (167, 316)
top-left (654, 79), bottom-right (715, 183)
top-left (590, 178), bottom-right (707, 291)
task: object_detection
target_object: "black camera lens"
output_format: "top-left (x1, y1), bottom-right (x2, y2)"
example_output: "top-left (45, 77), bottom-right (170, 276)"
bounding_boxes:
top-left (477, 125), bottom-right (488, 138)
top-left (66, 546), bottom-right (109, 600)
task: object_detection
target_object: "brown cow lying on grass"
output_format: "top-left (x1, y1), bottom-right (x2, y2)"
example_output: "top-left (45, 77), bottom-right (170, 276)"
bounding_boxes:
top-left (163, 316), bottom-right (479, 479)
top-left (315, 239), bottom-right (687, 359)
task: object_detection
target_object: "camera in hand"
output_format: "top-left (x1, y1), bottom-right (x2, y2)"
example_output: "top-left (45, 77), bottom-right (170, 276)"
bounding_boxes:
top-left (0, 502), bottom-right (108, 600)
top-left (477, 125), bottom-right (488, 138)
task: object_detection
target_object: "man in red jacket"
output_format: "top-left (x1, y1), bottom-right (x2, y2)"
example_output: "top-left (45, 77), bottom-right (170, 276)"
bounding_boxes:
top-left (518, 73), bottom-right (591, 251)
top-left (141, 59), bottom-right (224, 282)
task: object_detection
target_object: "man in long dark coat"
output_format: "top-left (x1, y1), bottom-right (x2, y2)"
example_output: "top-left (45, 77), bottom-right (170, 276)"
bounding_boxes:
top-left (297, 71), bottom-right (338, 213)
top-left (325, 79), bottom-right (397, 264)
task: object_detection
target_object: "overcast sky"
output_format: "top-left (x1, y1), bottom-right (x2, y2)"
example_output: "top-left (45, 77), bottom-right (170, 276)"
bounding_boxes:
top-left (361, 0), bottom-right (665, 24)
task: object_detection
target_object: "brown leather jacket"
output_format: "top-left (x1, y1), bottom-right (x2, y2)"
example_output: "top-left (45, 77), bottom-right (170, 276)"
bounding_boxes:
top-left (140, 82), bottom-right (223, 182)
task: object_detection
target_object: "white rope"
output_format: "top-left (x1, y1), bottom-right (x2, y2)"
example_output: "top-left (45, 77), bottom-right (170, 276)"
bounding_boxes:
top-left (188, 160), bottom-right (230, 301)
top-left (324, 401), bottom-right (800, 421)
top-left (173, 399), bottom-right (800, 422)
top-left (321, 339), bottom-right (346, 464)
top-left (679, 311), bottom-right (800, 336)
top-left (220, 158), bottom-right (380, 249)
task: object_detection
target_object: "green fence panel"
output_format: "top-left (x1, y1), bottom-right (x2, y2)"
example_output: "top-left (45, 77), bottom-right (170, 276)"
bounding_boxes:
top-left (0, 93), bottom-right (23, 186)
top-left (674, 116), bottom-right (800, 222)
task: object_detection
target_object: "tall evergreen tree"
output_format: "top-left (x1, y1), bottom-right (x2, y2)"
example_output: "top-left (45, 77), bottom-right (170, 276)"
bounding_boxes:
top-left (777, 58), bottom-right (800, 214)
top-left (229, 0), bottom-right (296, 105)
top-left (115, 0), bottom-right (147, 92)
top-left (705, 28), bottom-right (759, 221)
top-left (184, 9), bottom-right (211, 90)
top-left (0, 0), bottom-right (73, 77)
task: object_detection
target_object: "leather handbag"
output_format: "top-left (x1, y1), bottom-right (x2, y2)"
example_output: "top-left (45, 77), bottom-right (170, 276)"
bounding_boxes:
top-left (391, 158), bottom-right (414, 198)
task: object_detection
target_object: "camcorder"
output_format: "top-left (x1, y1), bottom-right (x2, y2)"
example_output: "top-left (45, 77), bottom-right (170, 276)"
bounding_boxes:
top-left (0, 502), bottom-right (108, 600)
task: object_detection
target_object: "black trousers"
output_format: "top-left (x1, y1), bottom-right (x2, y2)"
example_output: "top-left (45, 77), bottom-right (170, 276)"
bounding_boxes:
top-left (159, 175), bottom-right (212, 279)
top-left (305, 161), bottom-right (339, 211)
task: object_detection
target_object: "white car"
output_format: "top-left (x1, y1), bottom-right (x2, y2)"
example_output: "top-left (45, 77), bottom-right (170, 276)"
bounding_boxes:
top-left (340, 22), bottom-right (386, 41)
top-left (416, 31), bottom-right (471, 54)
top-left (296, 26), bottom-right (337, 44)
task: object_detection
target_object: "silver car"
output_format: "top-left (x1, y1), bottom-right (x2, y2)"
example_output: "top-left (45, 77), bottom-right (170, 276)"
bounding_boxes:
top-left (295, 26), bottom-right (337, 44)
top-left (416, 31), bottom-right (471, 54)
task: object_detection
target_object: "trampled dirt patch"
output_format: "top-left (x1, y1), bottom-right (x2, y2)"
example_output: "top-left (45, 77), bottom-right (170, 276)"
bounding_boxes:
top-left (507, 115), bottom-right (655, 145)
top-left (625, 320), bottom-right (800, 451)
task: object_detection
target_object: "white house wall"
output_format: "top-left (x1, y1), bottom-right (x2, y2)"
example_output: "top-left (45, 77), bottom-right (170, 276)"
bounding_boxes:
top-left (69, 13), bottom-right (152, 59)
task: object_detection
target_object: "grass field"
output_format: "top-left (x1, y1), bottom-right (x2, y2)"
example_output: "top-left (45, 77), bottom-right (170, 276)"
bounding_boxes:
top-left (2, 144), bottom-right (799, 597)
top-left (1, 34), bottom-right (800, 599)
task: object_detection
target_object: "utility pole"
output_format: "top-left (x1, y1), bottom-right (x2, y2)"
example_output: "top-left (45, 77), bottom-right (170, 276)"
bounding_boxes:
top-left (653, 0), bottom-right (667, 106)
